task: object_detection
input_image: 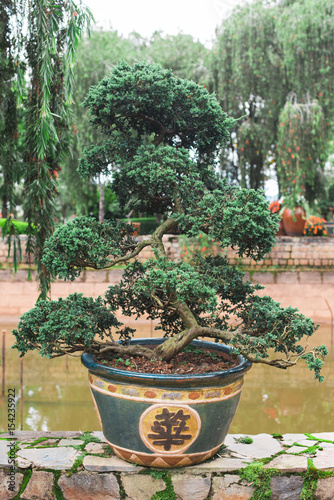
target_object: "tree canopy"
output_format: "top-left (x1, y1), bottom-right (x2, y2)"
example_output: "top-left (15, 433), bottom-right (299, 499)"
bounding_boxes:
top-left (213, 0), bottom-right (334, 201)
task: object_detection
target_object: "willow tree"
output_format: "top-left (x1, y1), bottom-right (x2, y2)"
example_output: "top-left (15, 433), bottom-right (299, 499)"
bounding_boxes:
top-left (0, 1), bottom-right (92, 297)
top-left (276, 93), bottom-right (327, 204)
top-left (213, 0), bottom-right (334, 197)
top-left (0, 0), bottom-right (21, 219)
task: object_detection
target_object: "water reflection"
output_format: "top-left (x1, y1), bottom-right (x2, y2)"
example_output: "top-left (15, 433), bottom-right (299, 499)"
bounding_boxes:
top-left (0, 323), bottom-right (333, 434)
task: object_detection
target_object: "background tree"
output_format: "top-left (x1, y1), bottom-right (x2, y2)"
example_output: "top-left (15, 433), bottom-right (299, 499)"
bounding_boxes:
top-left (213, 0), bottom-right (334, 199)
top-left (0, 0), bottom-right (92, 297)
top-left (0, 0), bottom-right (22, 218)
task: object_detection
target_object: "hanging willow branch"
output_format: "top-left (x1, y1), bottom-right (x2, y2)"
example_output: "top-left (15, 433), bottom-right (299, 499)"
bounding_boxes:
top-left (3, 1), bottom-right (93, 298)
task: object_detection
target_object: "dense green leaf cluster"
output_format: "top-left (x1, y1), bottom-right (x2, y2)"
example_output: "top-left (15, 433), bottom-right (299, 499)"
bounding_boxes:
top-left (78, 60), bottom-right (234, 170)
top-left (12, 293), bottom-right (121, 357)
top-left (42, 216), bottom-right (137, 280)
top-left (174, 182), bottom-right (279, 260)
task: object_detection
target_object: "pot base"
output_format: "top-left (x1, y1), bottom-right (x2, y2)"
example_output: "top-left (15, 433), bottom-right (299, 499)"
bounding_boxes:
top-left (109, 441), bottom-right (221, 468)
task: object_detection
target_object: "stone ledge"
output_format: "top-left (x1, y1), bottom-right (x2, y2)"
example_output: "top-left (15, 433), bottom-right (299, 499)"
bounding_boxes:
top-left (0, 431), bottom-right (333, 499)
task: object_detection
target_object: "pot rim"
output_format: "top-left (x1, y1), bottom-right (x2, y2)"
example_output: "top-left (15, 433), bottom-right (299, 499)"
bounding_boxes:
top-left (81, 338), bottom-right (252, 386)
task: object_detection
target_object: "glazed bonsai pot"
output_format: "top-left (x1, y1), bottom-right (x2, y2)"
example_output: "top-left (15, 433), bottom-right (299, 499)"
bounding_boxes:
top-left (81, 338), bottom-right (252, 468)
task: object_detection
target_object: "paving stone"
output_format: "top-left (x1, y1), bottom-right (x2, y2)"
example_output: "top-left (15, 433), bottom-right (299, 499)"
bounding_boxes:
top-left (0, 431), bottom-right (82, 440)
top-left (58, 439), bottom-right (84, 447)
top-left (0, 469), bottom-right (23, 500)
top-left (121, 473), bottom-right (165, 500)
top-left (15, 457), bottom-right (31, 469)
top-left (224, 434), bottom-right (283, 459)
top-left (17, 447), bottom-right (79, 470)
top-left (85, 442), bottom-right (107, 454)
top-left (313, 446), bottom-right (334, 470)
top-left (21, 471), bottom-right (55, 500)
top-left (187, 457), bottom-right (251, 473)
top-left (211, 475), bottom-right (255, 500)
top-left (281, 433), bottom-right (307, 446)
top-left (29, 439), bottom-right (60, 448)
top-left (270, 475), bottom-right (304, 500)
top-left (265, 454), bottom-right (308, 472)
top-left (291, 439), bottom-right (318, 447)
top-left (315, 477), bottom-right (334, 500)
top-left (83, 454), bottom-right (143, 472)
top-left (58, 471), bottom-right (120, 500)
top-left (310, 433), bottom-right (334, 442)
top-left (286, 445), bottom-right (309, 454)
top-left (91, 431), bottom-right (106, 442)
top-left (171, 473), bottom-right (211, 500)
top-left (0, 440), bottom-right (12, 467)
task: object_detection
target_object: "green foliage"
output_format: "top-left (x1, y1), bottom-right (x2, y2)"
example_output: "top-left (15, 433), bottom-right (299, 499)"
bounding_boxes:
top-left (0, 1), bottom-right (93, 298)
top-left (234, 436), bottom-right (254, 444)
top-left (174, 183), bottom-right (279, 260)
top-left (214, 0), bottom-right (334, 198)
top-left (276, 94), bottom-right (327, 205)
top-left (42, 216), bottom-right (137, 280)
top-left (12, 293), bottom-right (122, 357)
top-left (79, 60), bottom-right (234, 170)
top-left (150, 471), bottom-right (176, 500)
top-left (12, 61), bottom-right (327, 381)
top-left (239, 462), bottom-right (280, 499)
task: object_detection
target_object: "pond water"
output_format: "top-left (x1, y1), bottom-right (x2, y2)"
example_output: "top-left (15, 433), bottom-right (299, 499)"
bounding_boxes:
top-left (0, 322), bottom-right (333, 435)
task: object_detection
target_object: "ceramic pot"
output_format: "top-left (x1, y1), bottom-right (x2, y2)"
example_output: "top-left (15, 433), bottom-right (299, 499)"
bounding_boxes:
top-left (276, 219), bottom-right (286, 236)
top-left (81, 339), bottom-right (251, 468)
top-left (282, 206), bottom-right (306, 236)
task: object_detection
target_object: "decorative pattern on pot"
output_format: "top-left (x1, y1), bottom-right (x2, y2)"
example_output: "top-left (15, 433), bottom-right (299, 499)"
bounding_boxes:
top-left (82, 339), bottom-right (251, 468)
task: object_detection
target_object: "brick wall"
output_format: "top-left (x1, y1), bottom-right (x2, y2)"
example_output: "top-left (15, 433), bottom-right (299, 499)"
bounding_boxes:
top-left (1, 234), bottom-right (334, 269)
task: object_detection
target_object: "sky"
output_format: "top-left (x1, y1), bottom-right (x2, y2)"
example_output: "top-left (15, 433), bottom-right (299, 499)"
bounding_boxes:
top-left (82, 0), bottom-right (245, 46)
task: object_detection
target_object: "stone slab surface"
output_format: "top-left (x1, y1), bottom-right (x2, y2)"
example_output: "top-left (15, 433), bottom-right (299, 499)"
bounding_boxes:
top-left (315, 477), bottom-right (334, 500)
top-left (310, 433), bottom-right (334, 441)
top-left (265, 454), bottom-right (308, 472)
top-left (0, 440), bottom-right (11, 468)
top-left (187, 457), bottom-right (251, 473)
top-left (21, 470), bottom-right (55, 500)
top-left (58, 471), bottom-right (120, 500)
top-left (91, 431), bottom-right (106, 442)
top-left (83, 454), bottom-right (144, 472)
top-left (0, 469), bottom-right (23, 500)
top-left (313, 446), bottom-right (334, 470)
top-left (58, 438), bottom-right (84, 447)
top-left (270, 475), bottom-right (304, 500)
top-left (224, 433), bottom-right (283, 459)
top-left (211, 475), bottom-right (255, 500)
top-left (121, 474), bottom-right (165, 500)
top-left (281, 433), bottom-right (308, 446)
top-left (85, 442), bottom-right (107, 454)
top-left (0, 431), bottom-right (82, 440)
top-left (171, 473), bottom-right (211, 500)
top-left (17, 446), bottom-right (79, 470)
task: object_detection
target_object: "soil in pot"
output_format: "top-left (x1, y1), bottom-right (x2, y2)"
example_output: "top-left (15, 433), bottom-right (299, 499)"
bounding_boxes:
top-left (94, 345), bottom-right (240, 375)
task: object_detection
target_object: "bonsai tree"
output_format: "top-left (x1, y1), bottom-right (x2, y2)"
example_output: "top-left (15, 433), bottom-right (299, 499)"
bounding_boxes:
top-left (13, 61), bottom-right (327, 381)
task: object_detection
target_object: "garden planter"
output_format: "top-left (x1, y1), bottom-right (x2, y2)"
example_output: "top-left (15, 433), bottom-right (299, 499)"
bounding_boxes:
top-left (81, 339), bottom-right (251, 468)
top-left (276, 219), bottom-right (286, 236)
top-left (282, 206), bottom-right (306, 236)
